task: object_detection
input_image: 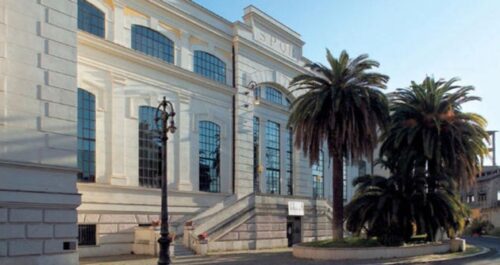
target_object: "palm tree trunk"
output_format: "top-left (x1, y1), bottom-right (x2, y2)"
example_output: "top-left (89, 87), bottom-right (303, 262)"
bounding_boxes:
top-left (332, 154), bottom-right (344, 239)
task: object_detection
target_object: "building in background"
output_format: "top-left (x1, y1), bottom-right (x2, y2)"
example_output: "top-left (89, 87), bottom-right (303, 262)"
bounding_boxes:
top-left (0, 1), bottom-right (80, 264)
top-left (462, 130), bottom-right (500, 227)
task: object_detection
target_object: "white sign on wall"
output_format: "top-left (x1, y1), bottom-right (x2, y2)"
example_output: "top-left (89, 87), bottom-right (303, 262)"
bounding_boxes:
top-left (288, 201), bottom-right (304, 216)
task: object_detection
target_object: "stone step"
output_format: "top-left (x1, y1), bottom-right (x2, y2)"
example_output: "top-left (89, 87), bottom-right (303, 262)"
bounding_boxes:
top-left (174, 241), bottom-right (196, 257)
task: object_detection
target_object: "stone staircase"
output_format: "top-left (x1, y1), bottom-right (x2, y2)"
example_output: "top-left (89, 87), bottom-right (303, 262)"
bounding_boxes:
top-left (174, 239), bottom-right (196, 257)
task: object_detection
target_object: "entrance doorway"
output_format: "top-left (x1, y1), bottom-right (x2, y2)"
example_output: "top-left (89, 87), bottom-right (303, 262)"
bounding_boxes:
top-left (286, 216), bottom-right (301, 247)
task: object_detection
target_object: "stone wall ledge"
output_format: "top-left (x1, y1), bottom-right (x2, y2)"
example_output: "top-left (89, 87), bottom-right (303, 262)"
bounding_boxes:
top-left (293, 241), bottom-right (451, 260)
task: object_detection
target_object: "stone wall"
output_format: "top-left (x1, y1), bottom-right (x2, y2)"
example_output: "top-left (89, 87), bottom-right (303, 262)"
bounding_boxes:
top-left (203, 195), bottom-right (333, 252)
top-left (0, 0), bottom-right (80, 264)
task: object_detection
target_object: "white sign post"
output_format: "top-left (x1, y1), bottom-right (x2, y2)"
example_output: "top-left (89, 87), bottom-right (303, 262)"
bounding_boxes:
top-left (288, 201), bottom-right (304, 216)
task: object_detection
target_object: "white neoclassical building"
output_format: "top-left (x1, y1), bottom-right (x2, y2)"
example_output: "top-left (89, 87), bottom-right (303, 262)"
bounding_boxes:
top-left (0, 0), bottom-right (372, 262)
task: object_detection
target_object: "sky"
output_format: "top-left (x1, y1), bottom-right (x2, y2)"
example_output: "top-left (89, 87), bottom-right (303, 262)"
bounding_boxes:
top-left (195, 0), bottom-right (500, 163)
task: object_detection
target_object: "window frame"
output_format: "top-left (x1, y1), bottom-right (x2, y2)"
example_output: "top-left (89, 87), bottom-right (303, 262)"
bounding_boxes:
top-left (138, 106), bottom-right (162, 189)
top-left (265, 121), bottom-right (281, 194)
top-left (199, 121), bottom-right (221, 193)
top-left (193, 50), bottom-right (226, 84)
top-left (77, 0), bottom-right (105, 38)
top-left (78, 224), bottom-right (97, 246)
top-left (131, 24), bottom-right (175, 64)
top-left (312, 150), bottom-right (324, 199)
top-left (77, 88), bottom-right (96, 183)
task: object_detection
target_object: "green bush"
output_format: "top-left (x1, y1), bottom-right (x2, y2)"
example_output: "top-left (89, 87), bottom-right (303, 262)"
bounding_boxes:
top-left (464, 219), bottom-right (494, 235)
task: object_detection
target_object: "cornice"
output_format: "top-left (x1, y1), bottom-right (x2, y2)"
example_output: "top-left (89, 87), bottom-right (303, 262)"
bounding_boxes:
top-left (243, 5), bottom-right (304, 45)
top-left (147, 0), bottom-right (233, 42)
top-left (234, 36), bottom-right (308, 75)
top-left (78, 32), bottom-right (235, 97)
top-left (0, 159), bottom-right (79, 173)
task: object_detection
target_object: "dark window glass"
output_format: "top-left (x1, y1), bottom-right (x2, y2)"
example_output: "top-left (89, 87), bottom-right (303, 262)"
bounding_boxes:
top-left (343, 160), bottom-right (348, 200)
top-left (358, 160), bottom-right (367, 177)
top-left (265, 121), bottom-right (280, 194)
top-left (253, 116), bottom-right (260, 192)
top-left (138, 106), bottom-right (162, 188)
top-left (77, 0), bottom-right (105, 38)
top-left (193, 51), bottom-right (226, 84)
top-left (260, 86), bottom-right (291, 107)
top-left (78, 224), bottom-right (96, 246)
top-left (199, 121), bottom-right (220, 192)
top-left (131, 25), bottom-right (174, 63)
top-left (285, 128), bottom-right (293, 195)
top-left (265, 86), bottom-right (283, 105)
top-left (312, 150), bottom-right (324, 199)
top-left (77, 88), bottom-right (96, 182)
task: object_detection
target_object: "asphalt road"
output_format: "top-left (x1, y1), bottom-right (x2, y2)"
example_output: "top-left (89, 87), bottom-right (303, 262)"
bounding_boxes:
top-left (422, 236), bottom-right (500, 265)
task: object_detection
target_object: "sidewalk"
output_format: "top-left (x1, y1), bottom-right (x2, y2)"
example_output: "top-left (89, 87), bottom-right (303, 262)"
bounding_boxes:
top-left (80, 245), bottom-right (488, 265)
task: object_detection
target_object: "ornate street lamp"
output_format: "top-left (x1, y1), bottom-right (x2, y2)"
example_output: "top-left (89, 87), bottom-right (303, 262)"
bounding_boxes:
top-left (155, 96), bottom-right (176, 265)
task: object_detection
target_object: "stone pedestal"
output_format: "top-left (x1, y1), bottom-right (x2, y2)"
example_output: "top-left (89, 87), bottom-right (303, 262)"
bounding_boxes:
top-left (133, 227), bottom-right (175, 257)
top-left (450, 238), bottom-right (466, 252)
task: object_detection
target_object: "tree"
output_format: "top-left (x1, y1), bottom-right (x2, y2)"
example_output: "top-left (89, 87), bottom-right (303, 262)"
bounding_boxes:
top-left (380, 77), bottom-right (489, 190)
top-left (345, 172), bottom-right (469, 245)
top-left (288, 49), bottom-right (390, 239)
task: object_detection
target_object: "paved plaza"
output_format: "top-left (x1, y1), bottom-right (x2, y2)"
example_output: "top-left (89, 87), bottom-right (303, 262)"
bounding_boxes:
top-left (80, 237), bottom-right (500, 265)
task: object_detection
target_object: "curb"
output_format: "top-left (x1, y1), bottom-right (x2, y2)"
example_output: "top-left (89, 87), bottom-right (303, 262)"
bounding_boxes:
top-left (377, 245), bottom-right (490, 265)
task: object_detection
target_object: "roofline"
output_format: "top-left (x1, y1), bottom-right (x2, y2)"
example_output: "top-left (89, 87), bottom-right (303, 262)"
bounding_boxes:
top-left (243, 5), bottom-right (301, 39)
top-left (185, 0), bottom-right (235, 26)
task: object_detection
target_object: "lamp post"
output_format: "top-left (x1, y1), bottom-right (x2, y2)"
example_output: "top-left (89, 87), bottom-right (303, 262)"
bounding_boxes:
top-left (155, 96), bottom-right (176, 265)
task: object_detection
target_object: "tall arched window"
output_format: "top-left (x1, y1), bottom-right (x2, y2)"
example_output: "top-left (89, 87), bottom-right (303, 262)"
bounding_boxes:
top-left (138, 106), bottom-right (162, 188)
top-left (131, 25), bottom-right (174, 63)
top-left (312, 150), bottom-right (324, 198)
top-left (77, 88), bottom-right (96, 182)
top-left (199, 121), bottom-right (221, 193)
top-left (77, 0), bottom-right (105, 38)
top-left (193, 51), bottom-right (226, 84)
top-left (258, 86), bottom-right (291, 107)
top-left (253, 116), bottom-right (260, 192)
top-left (265, 121), bottom-right (280, 194)
top-left (285, 128), bottom-right (293, 195)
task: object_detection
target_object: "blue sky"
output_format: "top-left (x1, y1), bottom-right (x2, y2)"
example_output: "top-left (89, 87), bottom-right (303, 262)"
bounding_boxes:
top-left (195, 0), bottom-right (500, 163)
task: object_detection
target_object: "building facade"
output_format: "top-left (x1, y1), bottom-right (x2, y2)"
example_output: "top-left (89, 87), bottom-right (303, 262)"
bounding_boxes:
top-left (462, 131), bottom-right (500, 227)
top-left (1, 0), bottom-right (370, 261)
top-left (0, 1), bottom-right (80, 264)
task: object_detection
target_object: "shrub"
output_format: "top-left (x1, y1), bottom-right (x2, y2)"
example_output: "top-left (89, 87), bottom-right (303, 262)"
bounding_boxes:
top-left (464, 219), bottom-right (494, 235)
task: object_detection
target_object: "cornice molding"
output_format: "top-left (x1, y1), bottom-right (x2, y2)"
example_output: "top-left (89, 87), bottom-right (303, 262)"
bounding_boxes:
top-left (0, 159), bottom-right (79, 173)
top-left (147, 0), bottom-right (233, 42)
top-left (78, 32), bottom-right (236, 97)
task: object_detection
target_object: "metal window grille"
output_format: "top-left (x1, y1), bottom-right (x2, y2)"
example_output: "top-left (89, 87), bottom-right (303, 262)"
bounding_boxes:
top-left (285, 128), bottom-right (293, 195)
top-left (77, 89), bottom-right (96, 182)
top-left (199, 121), bottom-right (221, 192)
top-left (138, 106), bottom-right (162, 188)
top-left (131, 25), bottom-right (174, 63)
top-left (193, 51), bottom-right (226, 84)
top-left (77, 0), bottom-right (105, 38)
top-left (312, 150), bottom-right (324, 198)
top-left (253, 116), bottom-right (260, 192)
top-left (265, 86), bottom-right (283, 105)
top-left (78, 224), bottom-right (96, 246)
top-left (265, 121), bottom-right (280, 194)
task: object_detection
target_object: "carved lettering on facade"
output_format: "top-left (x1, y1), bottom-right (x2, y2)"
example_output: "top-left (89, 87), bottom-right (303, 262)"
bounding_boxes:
top-left (253, 27), bottom-right (296, 60)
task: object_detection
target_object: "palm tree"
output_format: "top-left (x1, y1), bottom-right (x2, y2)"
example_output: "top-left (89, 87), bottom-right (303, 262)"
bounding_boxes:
top-left (380, 77), bottom-right (489, 190)
top-left (288, 49), bottom-right (390, 239)
top-left (345, 172), bottom-right (469, 245)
